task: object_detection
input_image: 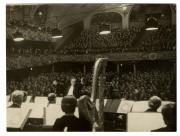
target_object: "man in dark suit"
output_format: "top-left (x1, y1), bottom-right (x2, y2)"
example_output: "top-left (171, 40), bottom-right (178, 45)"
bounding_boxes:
top-left (65, 77), bottom-right (82, 98)
top-left (8, 90), bottom-right (24, 108)
top-left (152, 103), bottom-right (176, 132)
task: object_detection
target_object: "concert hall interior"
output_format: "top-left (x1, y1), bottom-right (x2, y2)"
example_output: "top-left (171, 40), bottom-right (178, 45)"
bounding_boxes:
top-left (6, 3), bottom-right (176, 132)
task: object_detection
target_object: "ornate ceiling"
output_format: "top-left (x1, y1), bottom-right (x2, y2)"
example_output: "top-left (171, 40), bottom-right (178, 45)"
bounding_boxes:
top-left (6, 4), bottom-right (176, 50)
top-left (6, 4), bottom-right (132, 29)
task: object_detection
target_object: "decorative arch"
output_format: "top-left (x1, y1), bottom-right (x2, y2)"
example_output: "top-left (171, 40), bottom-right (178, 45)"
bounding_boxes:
top-left (90, 12), bottom-right (123, 30)
top-left (129, 4), bottom-right (172, 28)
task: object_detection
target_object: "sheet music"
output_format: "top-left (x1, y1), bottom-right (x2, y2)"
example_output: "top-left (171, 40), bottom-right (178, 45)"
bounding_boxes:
top-left (127, 113), bottom-right (166, 132)
top-left (7, 108), bottom-right (31, 130)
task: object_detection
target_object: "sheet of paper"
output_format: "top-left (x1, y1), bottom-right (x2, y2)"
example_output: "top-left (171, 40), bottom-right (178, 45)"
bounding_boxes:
top-left (127, 112), bottom-right (166, 132)
top-left (7, 108), bottom-right (31, 129)
top-left (131, 101), bottom-right (149, 112)
top-left (22, 103), bottom-right (45, 119)
top-left (117, 100), bottom-right (134, 113)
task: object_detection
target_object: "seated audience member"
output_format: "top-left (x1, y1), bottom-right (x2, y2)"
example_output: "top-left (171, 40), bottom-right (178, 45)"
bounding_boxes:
top-left (152, 103), bottom-right (176, 132)
top-left (53, 96), bottom-right (82, 131)
top-left (8, 90), bottom-right (24, 108)
top-left (47, 93), bottom-right (56, 106)
top-left (146, 96), bottom-right (162, 112)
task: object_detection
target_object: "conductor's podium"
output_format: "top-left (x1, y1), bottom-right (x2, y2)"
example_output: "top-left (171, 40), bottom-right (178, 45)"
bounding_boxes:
top-left (7, 108), bottom-right (32, 131)
top-left (127, 113), bottom-right (166, 132)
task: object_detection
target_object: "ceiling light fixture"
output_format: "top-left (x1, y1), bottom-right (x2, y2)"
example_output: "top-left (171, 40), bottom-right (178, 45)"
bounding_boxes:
top-left (52, 28), bottom-right (63, 39)
top-left (145, 16), bottom-right (158, 31)
top-left (99, 23), bottom-right (111, 35)
top-left (13, 30), bottom-right (24, 42)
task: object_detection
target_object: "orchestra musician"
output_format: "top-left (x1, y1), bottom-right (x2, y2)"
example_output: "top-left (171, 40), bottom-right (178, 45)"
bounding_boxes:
top-left (146, 96), bottom-right (162, 112)
top-left (53, 96), bottom-right (82, 131)
top-left (8, 90), bottom-right (25, 108)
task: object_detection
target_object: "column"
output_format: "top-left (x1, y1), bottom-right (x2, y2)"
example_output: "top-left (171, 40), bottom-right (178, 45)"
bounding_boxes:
top-left (122, 12), bottom-right (129, 29)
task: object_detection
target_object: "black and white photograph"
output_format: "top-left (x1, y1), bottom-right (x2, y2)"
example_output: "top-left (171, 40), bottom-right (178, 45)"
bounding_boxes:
top-left (4, 2), bottom-right (177, 133)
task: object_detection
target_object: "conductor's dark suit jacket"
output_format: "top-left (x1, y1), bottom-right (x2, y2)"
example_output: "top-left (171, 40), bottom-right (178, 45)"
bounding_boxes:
top-left (65, 84), bottom-right (82, 98)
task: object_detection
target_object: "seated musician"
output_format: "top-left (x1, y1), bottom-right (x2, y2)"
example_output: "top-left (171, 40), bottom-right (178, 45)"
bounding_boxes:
top-left (53, 96), bottom-right (82, 131)
top-left (8, 90), bottom-right (24, 108)
top-left (47, 93), bottom-right (56, 106)
top-left (152, 103), bottom-right (176, 132)
top-left (146, 96), bottom-right (162, 112)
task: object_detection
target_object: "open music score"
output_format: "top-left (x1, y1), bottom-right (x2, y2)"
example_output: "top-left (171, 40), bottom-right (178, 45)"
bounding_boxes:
top-left (117, 100), bottom-right (134, 113)
top-left (34, 97), bottom-right (48, 106)
top-left (7, 108), bottom-right (32, 131)
top-left (96, 99), bottom-right (134, 113)
top-left (127, 112), bottom-right (166, 132)
top-left (22, 103), bottom-right (45, 119)
top-left (131, 101), bottom-right (149, 112)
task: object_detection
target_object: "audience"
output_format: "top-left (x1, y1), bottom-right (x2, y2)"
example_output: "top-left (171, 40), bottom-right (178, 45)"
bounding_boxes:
top-left (7, 25), bottom-right (175, 56)
top-left (7, 27), bottom-right (52, 42)
top-left (7, 69), bottom-right (175, 101)
top-left (139, 25), bottom-right (176, 52)
top-left (6, 25), bottom-right (175, 70)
